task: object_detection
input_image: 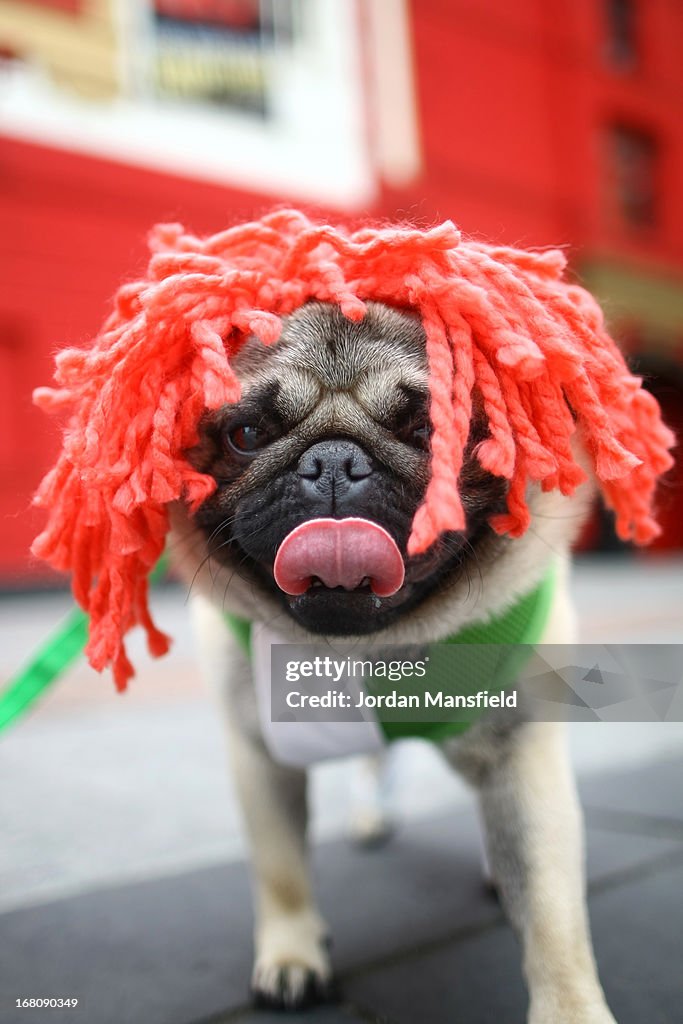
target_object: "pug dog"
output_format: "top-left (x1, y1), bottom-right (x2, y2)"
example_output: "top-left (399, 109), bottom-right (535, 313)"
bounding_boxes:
top-left (169, 300), bottom-right (617, 1024)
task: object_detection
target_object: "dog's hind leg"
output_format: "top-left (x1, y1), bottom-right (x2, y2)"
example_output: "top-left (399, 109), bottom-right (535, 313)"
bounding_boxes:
top-left (348, 749), bottom-right (399, 847)
top-left (447, 720), bottom-right (617, 1024)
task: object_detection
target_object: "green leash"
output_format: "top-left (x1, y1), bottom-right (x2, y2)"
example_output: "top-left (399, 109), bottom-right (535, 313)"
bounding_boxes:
top-left (0, 612), bottom-right (90, 732)
top-left (0, 557), bottom-right (168, 733)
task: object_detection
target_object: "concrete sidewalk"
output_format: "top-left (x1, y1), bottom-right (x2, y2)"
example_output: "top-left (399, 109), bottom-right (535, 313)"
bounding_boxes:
top-left (0, 557), bottom-right (682, 1022)
top-left (0, 755), bottom-right (682, 1024)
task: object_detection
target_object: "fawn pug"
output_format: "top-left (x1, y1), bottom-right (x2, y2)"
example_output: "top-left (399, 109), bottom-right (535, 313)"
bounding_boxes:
top-left (169, 300), bottom-right (616, 1024)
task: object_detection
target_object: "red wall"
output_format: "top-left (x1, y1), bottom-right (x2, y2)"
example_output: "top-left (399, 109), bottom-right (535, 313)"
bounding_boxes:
top-left (384, 0), bottom-right (683, 274)
top-left (3, 0), bottom-right (683, 582)
top-left (0, 138), bottom-right (281, 584)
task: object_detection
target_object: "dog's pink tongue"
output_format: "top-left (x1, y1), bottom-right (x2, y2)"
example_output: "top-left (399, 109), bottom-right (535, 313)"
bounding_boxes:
top-left (273, 518), bottom-right (405, 597)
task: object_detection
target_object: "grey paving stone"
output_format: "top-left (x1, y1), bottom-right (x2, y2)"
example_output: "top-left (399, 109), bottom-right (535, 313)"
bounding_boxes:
top-left (1, 803), bottom-right (680, 1024)
top-left (584, 861), bottom-right (683, 1024)
top-left (318, 806), bottom-right (498, 973)
top-left (0, 864), bottom-right (255, 1024)
top-left (227, 1007), bottom-right (368, 1024)
top-left (579, 754), bottom-right (683, 827)
top-left (318, 805), bottom-right (682, 973)
top-left (349, 923), bottom-right (526, 1024)
top-left (584, 824), bottom-right (681, 881)
top-left (346, 857), bottom-right (683, 1024)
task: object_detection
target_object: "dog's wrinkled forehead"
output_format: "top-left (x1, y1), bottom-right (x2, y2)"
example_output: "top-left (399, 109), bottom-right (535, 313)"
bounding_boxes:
top-left (232, 300), bottom-right (428, 419)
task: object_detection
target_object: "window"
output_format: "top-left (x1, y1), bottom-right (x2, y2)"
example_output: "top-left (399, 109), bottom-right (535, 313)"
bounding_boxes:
top-left (150, 0), bottom-right (296, 117)
top-left (607, 125), bottom-right (658, 230)
top-left (604, 0), bottom-right (638, 70)
top-left (0, 0), bottom-right (374, 207)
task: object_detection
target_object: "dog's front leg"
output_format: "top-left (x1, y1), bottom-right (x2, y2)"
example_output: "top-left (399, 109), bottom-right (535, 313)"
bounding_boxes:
top-left (224, 708), bottom-right (332, 1008)
top-left (450, 720), bottom-right (617, 1024)
top-left (190, 597), bottom-right (332, 1009)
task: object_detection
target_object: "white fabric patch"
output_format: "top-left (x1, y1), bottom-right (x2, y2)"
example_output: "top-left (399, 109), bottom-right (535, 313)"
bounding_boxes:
top-left (251, 623), bottom-right (385, 768)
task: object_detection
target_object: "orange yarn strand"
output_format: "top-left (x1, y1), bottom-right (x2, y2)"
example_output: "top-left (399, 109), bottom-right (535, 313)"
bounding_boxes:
top-left (31, 209), bottom-right (675, 688)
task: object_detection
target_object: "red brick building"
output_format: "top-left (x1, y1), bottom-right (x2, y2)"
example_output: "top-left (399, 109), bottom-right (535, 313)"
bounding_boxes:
top-left (1, 0), bottom-right (682, 583)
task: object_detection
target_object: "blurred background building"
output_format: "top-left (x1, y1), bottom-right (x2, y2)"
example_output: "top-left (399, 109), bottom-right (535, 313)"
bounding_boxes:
top-left (1, 0), bottom-right (682, 585)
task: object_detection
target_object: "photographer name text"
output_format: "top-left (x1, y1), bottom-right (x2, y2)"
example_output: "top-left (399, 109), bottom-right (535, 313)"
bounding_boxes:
top-left (285, 689), bottom-right (517, 710)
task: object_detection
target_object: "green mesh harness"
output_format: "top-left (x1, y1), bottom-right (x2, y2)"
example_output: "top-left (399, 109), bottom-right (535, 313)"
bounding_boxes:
top-left (226, 567), bottom-right (556, 747)
top-left (0, 562), bottom-right (555, 744)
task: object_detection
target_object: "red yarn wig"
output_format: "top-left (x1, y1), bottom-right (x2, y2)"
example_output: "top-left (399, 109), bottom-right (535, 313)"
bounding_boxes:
top-left (32, 209), bottom-right (675, 689)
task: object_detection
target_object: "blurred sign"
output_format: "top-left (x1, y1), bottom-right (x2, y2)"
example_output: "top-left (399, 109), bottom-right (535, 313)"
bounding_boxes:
top-left (0, 0), bottom-right (374, 217)
top-left (154, 1), bottom-right (261, 28)
top-left (151, 0), bottom-right (294, 115)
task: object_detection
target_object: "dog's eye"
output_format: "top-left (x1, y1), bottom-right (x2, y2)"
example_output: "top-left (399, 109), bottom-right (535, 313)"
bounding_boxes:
top-left (410, 423), bottom-right (431, 450)
top-left (396, 416), bottom-right (432, 452)
top-left (225, 424), bottom-right (270, 455)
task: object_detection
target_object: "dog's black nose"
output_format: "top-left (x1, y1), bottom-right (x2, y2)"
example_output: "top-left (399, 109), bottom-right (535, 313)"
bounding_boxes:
top-left (297, 439), bottom-right (374, 506)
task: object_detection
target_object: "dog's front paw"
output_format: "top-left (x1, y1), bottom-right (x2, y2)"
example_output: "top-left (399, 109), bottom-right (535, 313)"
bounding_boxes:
top-left (251, 908), bottom-right (334, 1010)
